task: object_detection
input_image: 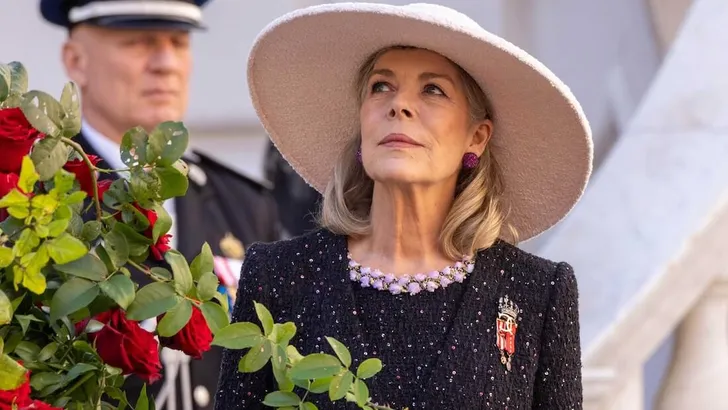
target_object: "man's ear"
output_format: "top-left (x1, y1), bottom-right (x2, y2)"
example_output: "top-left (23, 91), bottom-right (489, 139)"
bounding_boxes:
top-left (468, 118), bottom-right (493, 157)
top-left (61, 37), bottom-right (88, 87)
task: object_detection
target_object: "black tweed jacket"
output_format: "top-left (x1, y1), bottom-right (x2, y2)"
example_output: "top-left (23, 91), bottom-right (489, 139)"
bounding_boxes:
top-left (214, 228), bottom-right (582, 409)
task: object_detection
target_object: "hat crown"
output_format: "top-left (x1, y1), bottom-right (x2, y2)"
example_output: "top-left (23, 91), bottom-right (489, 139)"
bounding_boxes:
top-left (402, 3), bottom-right (484, 32)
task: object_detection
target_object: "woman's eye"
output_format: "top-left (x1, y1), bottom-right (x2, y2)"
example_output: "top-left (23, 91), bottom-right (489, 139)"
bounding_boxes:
top-left (371, 82), bottom-right (391, 93)
top-left (424, 84), bottom-right (445, 96)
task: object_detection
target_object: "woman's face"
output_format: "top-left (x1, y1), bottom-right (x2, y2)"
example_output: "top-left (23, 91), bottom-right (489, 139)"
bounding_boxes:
top-left (359, 48), bottom-right (491, 187)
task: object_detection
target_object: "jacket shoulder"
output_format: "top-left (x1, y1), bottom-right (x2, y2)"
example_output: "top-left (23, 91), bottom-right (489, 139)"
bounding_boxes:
top-left (481, 239), bottom-right (575, 286)
top-left (244, 228), bottom-right (339, 269)
top-left (187, 150), bottom-right (273, 191)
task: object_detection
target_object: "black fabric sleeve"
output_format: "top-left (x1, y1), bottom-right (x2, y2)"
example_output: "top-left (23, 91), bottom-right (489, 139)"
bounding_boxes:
top-left (532, 262), bottom-right (583, 409)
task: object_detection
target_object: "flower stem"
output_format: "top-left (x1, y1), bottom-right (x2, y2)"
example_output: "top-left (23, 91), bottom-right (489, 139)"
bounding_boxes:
top-left (61, 137), bottom-right (103, 222)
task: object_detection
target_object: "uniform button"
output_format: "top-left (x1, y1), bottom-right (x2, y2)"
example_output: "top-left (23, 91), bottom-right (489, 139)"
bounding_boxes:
top-left (194, 385), bottom-right (210, 407)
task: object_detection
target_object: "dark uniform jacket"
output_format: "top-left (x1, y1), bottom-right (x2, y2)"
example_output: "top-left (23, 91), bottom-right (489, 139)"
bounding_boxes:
top-left (76, 132), bottom-right (281, 409)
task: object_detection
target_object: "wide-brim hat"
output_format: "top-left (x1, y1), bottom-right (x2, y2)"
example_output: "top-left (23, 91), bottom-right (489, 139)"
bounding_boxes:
top-left (40, 0), bottom-right (211, 30)
top-left (247, 2), bottom-right (593, 242)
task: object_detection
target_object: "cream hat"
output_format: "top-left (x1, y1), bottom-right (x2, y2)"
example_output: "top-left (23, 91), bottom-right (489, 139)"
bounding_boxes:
top-left (247, 2), bottom-right (593, 241)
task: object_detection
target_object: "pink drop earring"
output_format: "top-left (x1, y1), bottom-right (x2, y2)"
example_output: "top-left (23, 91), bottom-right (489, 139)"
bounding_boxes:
top-left (462, 152), bottom-right (480, 169)
top-left (356, 149), bottom-right (362, 163)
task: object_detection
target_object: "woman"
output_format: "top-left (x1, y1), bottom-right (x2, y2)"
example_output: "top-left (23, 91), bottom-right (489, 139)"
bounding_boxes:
top-left (216, 3), bottom-right (592, 409)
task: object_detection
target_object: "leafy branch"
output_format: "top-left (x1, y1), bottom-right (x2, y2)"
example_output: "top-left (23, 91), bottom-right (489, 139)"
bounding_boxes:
top-left (212, 302), bottom-right (396, 410)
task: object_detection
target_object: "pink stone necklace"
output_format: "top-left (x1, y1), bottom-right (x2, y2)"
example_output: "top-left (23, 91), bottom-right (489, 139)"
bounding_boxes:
top-left (347, 253), bottom-right (475, 295)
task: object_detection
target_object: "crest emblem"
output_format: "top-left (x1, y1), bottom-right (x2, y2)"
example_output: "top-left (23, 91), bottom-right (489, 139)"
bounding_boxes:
top-left (496, 295), bottom-right (521, 371)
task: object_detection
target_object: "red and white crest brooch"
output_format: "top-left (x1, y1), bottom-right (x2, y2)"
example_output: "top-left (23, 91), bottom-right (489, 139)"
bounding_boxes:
top-left (496, 295), bottom-right (521, 371)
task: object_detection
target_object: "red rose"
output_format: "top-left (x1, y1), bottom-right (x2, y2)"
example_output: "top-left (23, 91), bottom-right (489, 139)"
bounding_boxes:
top-left (133, 205), bottom-right (172, 260)
top-left (150, 233), bottom-right (172, 261)
top-left (77, 309), bottom-right (162, 383)
top-left (158, 305), bottom-right (213, 359)
top-left (63, 155), bottom-right (101, 198)
top-left (0, 108), bottom-right (45, 174)
top-left (0, 365), bottom-right (61, 410)
top-left (97, 179), bottom-right (113, 200)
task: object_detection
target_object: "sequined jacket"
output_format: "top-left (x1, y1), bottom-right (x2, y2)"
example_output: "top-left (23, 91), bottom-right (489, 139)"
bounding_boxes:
top-left (214, 228), bottom-right (583, 410)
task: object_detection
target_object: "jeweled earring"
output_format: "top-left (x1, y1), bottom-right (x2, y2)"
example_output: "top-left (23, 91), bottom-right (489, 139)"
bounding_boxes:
top-left (356, 149), bottom-right (362, 164)
top-left (462, 152), bottom-right (480, 169)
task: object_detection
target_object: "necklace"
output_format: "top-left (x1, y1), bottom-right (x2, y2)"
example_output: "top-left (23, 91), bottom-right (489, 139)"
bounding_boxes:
top-left (347, 253), bottom-right (475, 295)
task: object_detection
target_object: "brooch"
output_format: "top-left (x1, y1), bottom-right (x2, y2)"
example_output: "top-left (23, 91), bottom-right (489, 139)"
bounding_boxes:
top-left (496, 295), bottom-right (521, 371)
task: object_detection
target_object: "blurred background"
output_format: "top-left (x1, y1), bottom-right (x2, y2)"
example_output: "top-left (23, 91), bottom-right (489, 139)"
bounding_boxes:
top-left (4, 0), bottom-right (727, 409)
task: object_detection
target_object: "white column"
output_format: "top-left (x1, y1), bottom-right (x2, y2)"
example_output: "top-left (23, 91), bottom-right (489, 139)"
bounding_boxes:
top-left (655, 274), bottom-right (728, 409)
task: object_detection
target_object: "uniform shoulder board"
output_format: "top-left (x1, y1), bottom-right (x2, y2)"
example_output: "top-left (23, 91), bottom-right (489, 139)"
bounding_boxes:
top-left (184, 150), bottom-right (274, 190)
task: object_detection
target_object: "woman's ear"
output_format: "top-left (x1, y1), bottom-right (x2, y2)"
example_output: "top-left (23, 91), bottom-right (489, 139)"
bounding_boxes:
top-left (468, 118), bottom-right (493, 157)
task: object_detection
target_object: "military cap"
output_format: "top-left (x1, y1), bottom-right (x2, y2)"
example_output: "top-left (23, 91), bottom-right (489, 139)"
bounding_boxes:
top-left (40, 0), bottom-right (211, 30)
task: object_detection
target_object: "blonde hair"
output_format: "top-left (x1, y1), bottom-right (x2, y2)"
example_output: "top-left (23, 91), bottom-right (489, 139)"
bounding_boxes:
top-left (318, 46), bottom-right (516, 259)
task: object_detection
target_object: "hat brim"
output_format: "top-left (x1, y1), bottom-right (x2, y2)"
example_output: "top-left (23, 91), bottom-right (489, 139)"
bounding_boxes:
top-left (247, 3), bottom-right (593, 242)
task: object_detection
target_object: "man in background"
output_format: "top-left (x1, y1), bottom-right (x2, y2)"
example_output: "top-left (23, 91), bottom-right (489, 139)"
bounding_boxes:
top-left (40, 0), bottom-right (281, 408)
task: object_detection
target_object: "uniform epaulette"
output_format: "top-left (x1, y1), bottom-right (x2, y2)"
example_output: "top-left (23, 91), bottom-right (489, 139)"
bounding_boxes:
top-left (184, 150), bottom-right (273, 190)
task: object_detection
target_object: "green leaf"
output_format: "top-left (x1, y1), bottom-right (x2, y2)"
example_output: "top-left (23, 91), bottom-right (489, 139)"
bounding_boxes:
top-left (99, 274), bottom-right (136, 309)
top-left (51, 168), bottom-right (75, 195)
top-left (8, 62), bottom-right (28, 96)
top-left (37, 341), bottom-right (59, 362)
top-left (151, 203), bottom-right (172, 243)
top-left (286, 345), bottom-right (304, 364)
top-left (21, 92), bottom-right (61, 137)
top-left (301, 403), bottom-right (318, 410)
top-left (308, 376), bottom-right (333, 394)
top-left (262, 391), bottom-right (301, 407)
top-left (190, 242), bottom-right (213, 281)
top-left (60, 82), bottom-right (81, 138)
top-left (104, 229), bottom-right (130, 268)
top-left (271, 344), bottom-right (293, 392)
top-left (46, 219), bottom-right (69, 238)
top-left (150, 266), bottom-right (172, 281)
top-left (0, 290), bottom-right (11, 325)
top-left (354, 379), bottom-right (370, 407)
top-left (0, 188), bottom-right (30, 209)
top-left (165, 250), bottom-right (193, 295)
top-left (356, 358), bottom-right (382, 380)
top-left (30, 137), bottom-right (69, 181)
top-left (81, 220), bottom-right (102, 242)
top-left (14, 228), bottom-right (40, 257)
top-left (239, 340), bottom-right (272, 373)
top-left (0, 353), bottom-right (26, 390)
top-left (200, 301), bottom-right (229, 334)
top-left (289, 354), bottom-right (343, 380)
top-left (46, 232), bottom-right (88, 264)
top-left (50, 277), bottom-right (99, 321)
top-left (154, 166), bottom-right (188, 200)
top-left (326, 337), bottom-right (352, 368)
top-left (211, 322), bottom-right (263, 349)
top-left (112, 220), bottom-right (152, 257)
top-left (254, 301), bottom-right (274, 336)
top-left (0, 64), bottom-right (10, 101)
top-left (157, 299), bottom-right (193, 337)
top-left (147, 121), bottom-right (189, 166)
top-left (329, 370), bottom-right (354, 401)
top-left (18, 156), bottom-right (39, 194)
top-left (126, 282), bottom-right (178, 321)
top-left (197, 272), bottom-right (219, 301)
top-left (14, 265), bottom-right (46, 295)
top-left (271, 322), bottom-right (297, 346)
top-left (0, 247), bottom-right (13, 268)
top-left (54, 252), bottom-right (108, 281)
top-left (30, 371), bottom-right (63, 391)
top-left (14, 341), bottom-right (40, 362)
top-left (120, 127), bottom-right (149, 167)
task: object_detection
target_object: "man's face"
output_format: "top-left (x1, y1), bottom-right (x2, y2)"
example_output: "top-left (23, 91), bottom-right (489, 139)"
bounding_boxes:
top-left (63, 25), bottom-right (192, 140)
